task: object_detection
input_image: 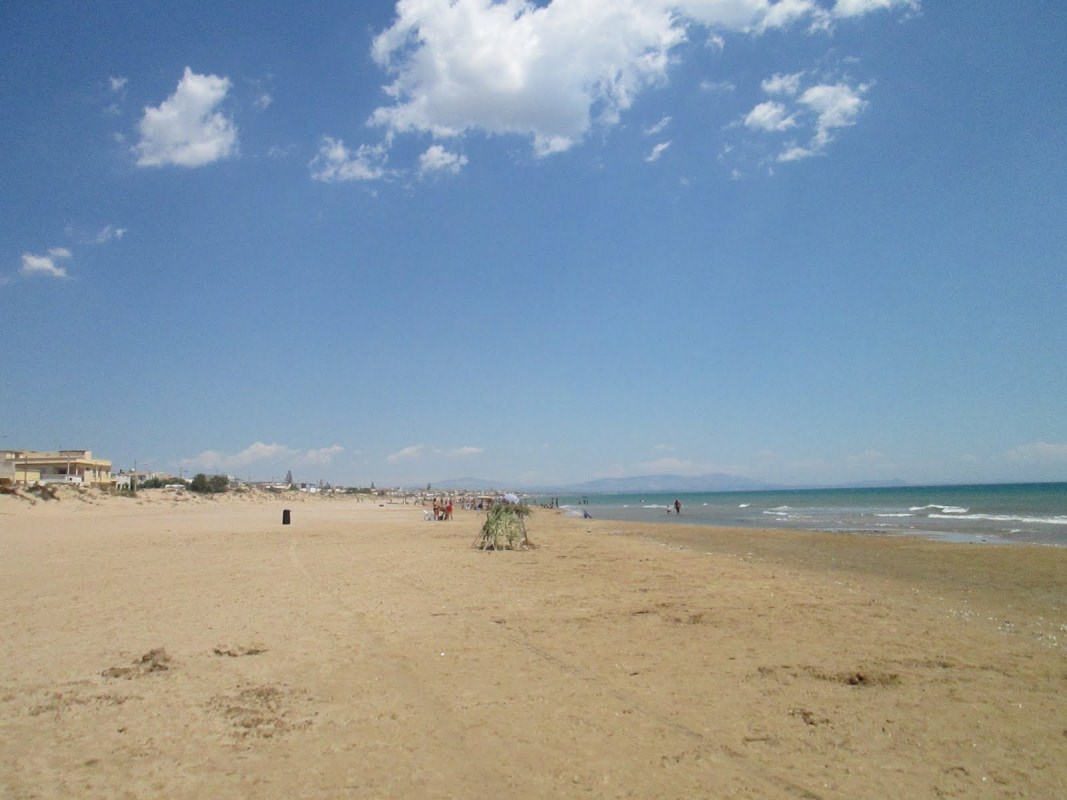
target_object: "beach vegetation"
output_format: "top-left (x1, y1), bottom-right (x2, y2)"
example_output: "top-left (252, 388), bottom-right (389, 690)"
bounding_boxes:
top-left (189, 473), bottom-right (230, 494)
top-left (475, 503), bottom-right (532, 550)
top-left (139, 476), bottom-right (187, 490)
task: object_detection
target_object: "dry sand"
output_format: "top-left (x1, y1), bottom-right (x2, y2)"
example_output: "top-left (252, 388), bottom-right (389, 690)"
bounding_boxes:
top-left (1, 488), bottom-right (1065, 799)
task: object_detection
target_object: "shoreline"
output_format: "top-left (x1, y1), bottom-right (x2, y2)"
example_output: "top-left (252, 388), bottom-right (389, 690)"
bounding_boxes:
top-left (3, 493), bottom-right (1065, 798)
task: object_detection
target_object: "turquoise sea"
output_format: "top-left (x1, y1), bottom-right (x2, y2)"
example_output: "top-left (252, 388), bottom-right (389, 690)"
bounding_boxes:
top-left (543, 483), bottom-right (1067, 546)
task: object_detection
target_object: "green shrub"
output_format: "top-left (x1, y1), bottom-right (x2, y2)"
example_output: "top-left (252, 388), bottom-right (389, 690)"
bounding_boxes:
top-left (189, 473), bottom-right (229, 494)
top-left (475, 503), bottom-right (531, 550)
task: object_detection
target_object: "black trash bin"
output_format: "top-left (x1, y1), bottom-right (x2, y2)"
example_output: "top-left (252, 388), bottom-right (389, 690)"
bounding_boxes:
top-left (282, 509), bottom-right (291, 525)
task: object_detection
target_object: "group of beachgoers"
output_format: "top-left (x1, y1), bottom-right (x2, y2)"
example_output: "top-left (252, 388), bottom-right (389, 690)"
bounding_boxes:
top-left (430, 498), bottom-right (453, 521)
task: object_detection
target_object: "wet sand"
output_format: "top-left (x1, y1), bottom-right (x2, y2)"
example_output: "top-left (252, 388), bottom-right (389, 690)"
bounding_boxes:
top-left (2, 489), bottom-right (1065, 798)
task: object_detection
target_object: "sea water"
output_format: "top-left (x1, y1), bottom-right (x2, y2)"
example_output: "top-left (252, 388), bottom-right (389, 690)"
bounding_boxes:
top-left (547, 483), bottom-right (1067, 546)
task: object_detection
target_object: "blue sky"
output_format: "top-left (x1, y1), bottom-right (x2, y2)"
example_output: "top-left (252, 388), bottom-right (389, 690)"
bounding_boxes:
top-left (2, 0), bottom-right (1065, 488)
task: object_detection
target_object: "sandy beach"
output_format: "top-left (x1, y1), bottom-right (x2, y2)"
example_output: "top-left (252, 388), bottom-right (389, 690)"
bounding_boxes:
top-left (2, 489), bottom-right (1065, 799)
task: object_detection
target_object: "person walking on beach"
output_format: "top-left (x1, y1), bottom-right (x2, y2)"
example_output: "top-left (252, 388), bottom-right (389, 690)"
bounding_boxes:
top-left (674, 498), bottom-right (681, 515)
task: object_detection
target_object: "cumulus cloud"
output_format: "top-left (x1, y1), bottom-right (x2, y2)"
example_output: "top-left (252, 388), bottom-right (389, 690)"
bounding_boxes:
top-left (418, 144), bottom-right (469, 176)
top-left (20, 248), bottom-right (72, 279)
top-left (744, 101), bottom-right (797, 132)
top-left (179, 441), bottom-right (345, 475)
top-left (739, 71), bottom-right (869, 163)
top-left (181, 441), bottom-right (348, 472)
top-left (387, 444), bottom-right (425, 463)
top-left (325, 0), bottom-right (914, 179)
top-left (369, 0), bottom-right (685, 155)
top-left (309, 137), bottom-right (389, 182)
top-left (778, 81), bottom-right (869, 160)
top-left (134, 67), bottom-right (238, 167)
top-left (761, 71), bottom-right (804, 96)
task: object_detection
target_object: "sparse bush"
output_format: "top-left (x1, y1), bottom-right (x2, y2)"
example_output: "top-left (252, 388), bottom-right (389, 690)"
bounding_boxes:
top-left (475, 503), bottom-right (532, 550)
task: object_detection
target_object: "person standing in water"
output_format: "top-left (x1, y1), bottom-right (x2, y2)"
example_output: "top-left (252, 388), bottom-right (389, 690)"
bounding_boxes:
top-left (674, 498), bottom-right (681, 515)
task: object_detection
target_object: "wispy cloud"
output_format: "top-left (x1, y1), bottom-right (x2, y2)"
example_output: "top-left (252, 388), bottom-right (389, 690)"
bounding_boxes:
top-left (296, 445), bottom-right (345, 465)
top-left (645, 141), bottom-right (672, 162)
top-left (387, 444), bottom-right (425, 463)
top-left (630, 456), bottom-right (715, 477)
top-left (19, 247), bottom-right (72, 279)
top-left (644, 115), bottom-right (672, 136)
top-left (94, 224), bottom-right (127, 244)
top-left (134, 67), bottom-right (238, 168)
top-left (1006, 441), bottom-right (1067, 463)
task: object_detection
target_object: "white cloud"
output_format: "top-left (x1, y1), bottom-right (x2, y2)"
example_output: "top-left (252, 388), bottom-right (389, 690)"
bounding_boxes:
top-left (255, 92), bottom-right (273, 110)
top-left (387, 444), bottom-right (425, 463)
top-left (777, 143), bottom-right (817, 162)
top-left (20, 248), bottom-right (71, 279)
top-left (229, 442), bottom-right (297, 466)
top-left (754, 0), bottom-right (827, 33)
top-left (786, 80), bottom-right (869, 157)
top-left (833, 0), bottom-right (919, 19)
top-left (761, 71), bottom-right (804, 96)
top-left (309, 137), bottom-right (389, 182)
top-left (181, 441), bottom-right (298, 472)
top-left (699, 79), bottom-right (736, 94)
top-left (418, 144), bottom-right (469, 176)
top-left (744, 101), bottom-right (797, 131)
top-left (297, 445), bottom-right (345, 465)
top-left (109, 76), bottom-right (128, 92)
top-left (181, 441), bottom-right (344, 472)
top-left (645, 140), bottom-right (672, 162)
top-left (448, 446), bottom-right (484, 457)
top-left (1007, 442), bottom-right (1067, 463)
top-left (94, 224), bottom-right (127, 244)
top-left (738, 71), bottom-right (869, 163)
top-left (644, 115), bottom-right (672, 135)
top-left (134, 67), bottom-right (238, 168)
top-left (632, 456), bottom-right (714, 476)
top-left (330, 1), bottom-right (912, 179)
top-left (369, 0), bottom-right (690, 156)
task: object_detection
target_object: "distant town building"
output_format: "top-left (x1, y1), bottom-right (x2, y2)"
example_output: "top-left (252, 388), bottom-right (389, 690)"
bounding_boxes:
top-left (1, 449), bottom-right (113, 488)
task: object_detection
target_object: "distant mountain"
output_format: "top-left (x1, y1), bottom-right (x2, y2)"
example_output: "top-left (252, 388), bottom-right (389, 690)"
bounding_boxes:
top-left (428, 474), bottom-right (909, 494)
top-left (553, 472), bottom-right (773, 494)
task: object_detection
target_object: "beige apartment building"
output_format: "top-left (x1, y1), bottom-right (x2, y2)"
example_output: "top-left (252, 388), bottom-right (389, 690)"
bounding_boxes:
top-left (0, 449), bottom-right (113, 488)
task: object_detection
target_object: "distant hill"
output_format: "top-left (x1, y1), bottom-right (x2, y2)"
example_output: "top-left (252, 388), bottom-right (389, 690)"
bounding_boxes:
top-left (429, 474), bottom-right (909, 494)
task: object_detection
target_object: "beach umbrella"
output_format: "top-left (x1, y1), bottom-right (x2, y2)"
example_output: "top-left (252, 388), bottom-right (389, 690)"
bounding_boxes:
top-left (503, 492), bottom-right (520, 504)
